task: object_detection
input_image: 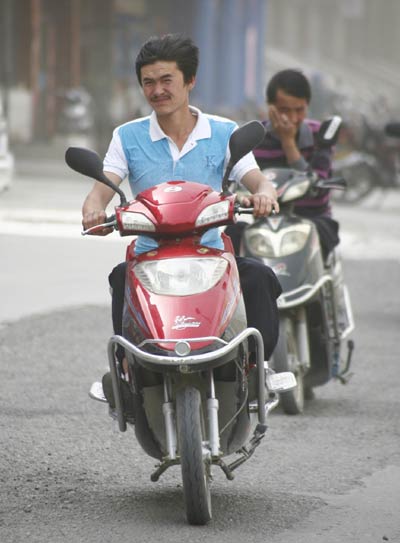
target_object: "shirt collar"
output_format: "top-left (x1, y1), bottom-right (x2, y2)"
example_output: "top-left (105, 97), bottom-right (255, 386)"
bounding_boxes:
top-left (149, 106), bottom-right (211, 142)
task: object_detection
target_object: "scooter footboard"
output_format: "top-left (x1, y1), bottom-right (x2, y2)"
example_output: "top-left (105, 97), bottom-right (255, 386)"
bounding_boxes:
top-left (277, 274), bottom-right (333, 309)
top-left (107, 328), bottom-right (268, 432)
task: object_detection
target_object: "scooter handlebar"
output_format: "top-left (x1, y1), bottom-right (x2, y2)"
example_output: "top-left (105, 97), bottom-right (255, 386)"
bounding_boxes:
top-left (235, 206), bottom-right (254, 215)
top-left (235, 205), bottom-right (277, 216)
top-left (81, 215), bottom-right (117, 236)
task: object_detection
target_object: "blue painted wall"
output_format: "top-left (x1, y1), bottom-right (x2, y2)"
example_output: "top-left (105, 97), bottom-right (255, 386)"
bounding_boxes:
top-left (112, 0), bottom-right (267, 118)
top-left (192, 0), bottom-right (267, 115)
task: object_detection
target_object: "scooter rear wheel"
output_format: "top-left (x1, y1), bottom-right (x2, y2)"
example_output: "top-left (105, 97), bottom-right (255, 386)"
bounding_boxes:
top-left (273, 317), bottom-right (305, 415)
top-left (176, 386), bottom-right (212, 525)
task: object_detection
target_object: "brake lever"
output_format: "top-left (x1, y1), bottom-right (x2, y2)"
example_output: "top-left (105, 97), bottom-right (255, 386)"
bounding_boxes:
top-left (81, 218), bottom-right (117, 236)
top-left (235, 206), bottom-right (277, 216)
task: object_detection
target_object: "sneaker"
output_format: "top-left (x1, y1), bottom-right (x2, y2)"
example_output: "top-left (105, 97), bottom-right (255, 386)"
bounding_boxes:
top-left (100, 371), bottom-right (136, 423)
top-left (89, 381), bottom-right (108, 403)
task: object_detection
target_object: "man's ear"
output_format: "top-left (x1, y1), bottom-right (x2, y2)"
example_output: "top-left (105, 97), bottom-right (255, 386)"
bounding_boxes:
top-left (187, 76), bottom-right (196, 91)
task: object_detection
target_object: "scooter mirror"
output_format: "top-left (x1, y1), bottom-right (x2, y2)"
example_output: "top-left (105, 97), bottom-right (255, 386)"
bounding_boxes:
top-left (65, 146), bottom-right (104, 179)
top-left (385, 122), bottom-right (400, 138)
top-left (221, 121), bottom-right (266, 195)
top-left (315, 116), bottom-right (342, 148)
top-left (316, 176), bottom-right (347, 190)
top-left (229, 120), bottom-right (266, 164)
top-left (65, 147), bottom-right (127, 204)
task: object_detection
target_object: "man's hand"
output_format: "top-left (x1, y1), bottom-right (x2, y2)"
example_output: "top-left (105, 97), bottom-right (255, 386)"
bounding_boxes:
top-left (269, 105), bottom-right (297, 141)
top-left (82, 178), bottom-right (121, 236)
top-left (82, 209), bottom-right (113, 236)
top-left (240, 169), bottom-right (280, 217)
top-left (238, 190), bottom-right (279, 217)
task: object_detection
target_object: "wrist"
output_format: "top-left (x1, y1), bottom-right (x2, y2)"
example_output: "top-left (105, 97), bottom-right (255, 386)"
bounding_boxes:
top-left (281, 139), bottom-right (301, 163)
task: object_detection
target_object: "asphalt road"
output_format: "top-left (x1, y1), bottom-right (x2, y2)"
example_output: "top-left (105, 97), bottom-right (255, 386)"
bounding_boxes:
top-left (0, 173), bottom-right (399, 542)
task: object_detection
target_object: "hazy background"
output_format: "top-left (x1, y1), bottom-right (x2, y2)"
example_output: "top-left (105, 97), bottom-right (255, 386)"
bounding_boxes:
top-left (0, 0), bottom-right (399, 172)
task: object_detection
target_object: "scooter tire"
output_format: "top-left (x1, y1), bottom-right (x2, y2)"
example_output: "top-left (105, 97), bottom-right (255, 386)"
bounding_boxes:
top-left (176, 386), bottom-right (212, 525)
top-left (273, 317), bottom-right (305, 415)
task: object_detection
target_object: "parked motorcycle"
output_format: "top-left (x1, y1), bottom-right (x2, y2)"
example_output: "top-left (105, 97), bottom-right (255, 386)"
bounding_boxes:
top-left (332, 148), bottom-right (377, 204)
top-left (234, 118), bottom-right (355, 414)
top-left (385, 122), bottom-right (400, 139)
top-left (58, 87), bottom-right (95, 148)
top-left (332, 116), bottom-right (400, 204)
top-left (65, 121), bottom-right (296, 525)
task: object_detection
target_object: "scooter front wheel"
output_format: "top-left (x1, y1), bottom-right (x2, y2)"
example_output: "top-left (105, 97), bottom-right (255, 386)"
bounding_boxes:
top-left (176, 386), bottom-right (212, 525)
top-left (273, 317), bottom-right (305, 415)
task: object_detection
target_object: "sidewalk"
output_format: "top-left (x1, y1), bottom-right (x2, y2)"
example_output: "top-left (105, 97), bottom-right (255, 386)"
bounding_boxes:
top-left (0, 145), bottom-right (120, 231)
top-left (1, 135), bottom-right (118, 211)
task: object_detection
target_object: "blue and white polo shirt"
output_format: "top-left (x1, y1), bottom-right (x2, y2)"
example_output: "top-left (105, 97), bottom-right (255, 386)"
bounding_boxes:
top-left (104, 106), bottom-right (258, 253)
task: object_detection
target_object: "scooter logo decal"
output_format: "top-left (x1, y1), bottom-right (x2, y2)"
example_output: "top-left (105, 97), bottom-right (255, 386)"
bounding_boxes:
top-left (267, 216), bottom-right (283, 231)
top-left (172, 316), bottom-right (201, 330)
top-left (164, 186), bottom-right (183, 192)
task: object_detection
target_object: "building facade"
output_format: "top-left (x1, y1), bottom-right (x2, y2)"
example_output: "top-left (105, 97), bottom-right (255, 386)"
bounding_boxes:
top-left (264, 0), bottom-right (400, 118)
top-left (0, 0), bottom-right (267, 151)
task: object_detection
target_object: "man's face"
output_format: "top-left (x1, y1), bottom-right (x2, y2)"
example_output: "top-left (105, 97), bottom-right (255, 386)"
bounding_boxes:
top-left (140, 60), bottom-right (195, 117)
top-left (272, 89), bottom-right (308, 131)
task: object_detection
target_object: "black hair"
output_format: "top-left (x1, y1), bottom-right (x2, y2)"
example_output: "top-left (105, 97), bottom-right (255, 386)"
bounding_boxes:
top-left (266, 69), bottom-right (311, 104)
top-left (135, 34), bottom-right (199, 86)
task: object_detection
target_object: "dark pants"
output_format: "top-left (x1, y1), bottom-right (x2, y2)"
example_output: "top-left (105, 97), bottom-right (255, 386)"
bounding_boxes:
top-left (109, 256), bottom-right (281, 362)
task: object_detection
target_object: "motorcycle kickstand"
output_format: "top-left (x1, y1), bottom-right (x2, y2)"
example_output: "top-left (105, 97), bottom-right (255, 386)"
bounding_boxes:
top-left (216, 423), bottom-right (268, 479)
top-left (150, 458), bottom-right (180, 482)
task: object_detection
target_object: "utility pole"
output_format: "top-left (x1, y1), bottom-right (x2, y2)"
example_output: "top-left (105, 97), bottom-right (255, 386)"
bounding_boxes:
top-left (1, 0), bottom-right (14, 119)
top-left (30, 0), bottom-right (42, 139)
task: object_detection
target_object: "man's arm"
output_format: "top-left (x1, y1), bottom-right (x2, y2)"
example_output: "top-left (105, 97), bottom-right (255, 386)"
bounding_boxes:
top-left (240, 168), bottom-right (279, 217)
top-left (82, 171), bottom-right (122, 235)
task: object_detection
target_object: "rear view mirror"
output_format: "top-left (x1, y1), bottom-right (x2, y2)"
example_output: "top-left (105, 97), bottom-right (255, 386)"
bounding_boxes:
top-left (221, 121), bottom-right (266, 195)
top-left (315, 116), bottom-right (342, 148)
top-left (65, 147), bottom-right (127, 205)
top-left (229, 120), bottom-right (266, 164)
top-left (66, 147), bottom-right (105, 179)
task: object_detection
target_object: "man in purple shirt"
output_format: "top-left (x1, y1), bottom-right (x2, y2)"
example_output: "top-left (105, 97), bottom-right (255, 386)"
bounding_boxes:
top-left (228, 69), bottom-right (339, 258)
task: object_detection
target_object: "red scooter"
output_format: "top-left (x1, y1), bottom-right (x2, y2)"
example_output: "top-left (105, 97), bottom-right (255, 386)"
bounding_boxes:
top-left (65, 122), bottom-right (295, 526)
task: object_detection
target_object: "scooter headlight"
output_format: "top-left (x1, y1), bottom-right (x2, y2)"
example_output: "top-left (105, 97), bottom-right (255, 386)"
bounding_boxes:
top-left (134, 257), bottom-right (228, 295)
top-left (280, 227), bottom-right (310, 255)
top-left (245, 224), bottom-right (311, 257)
top-left (245, 231), bottom-right (275, 258)
top-left (280, 179), bottom-right (311, 202)
top-left (120, 211), bottom-right (155, 232)
top-left (195, 200), bottom-right (230, 227)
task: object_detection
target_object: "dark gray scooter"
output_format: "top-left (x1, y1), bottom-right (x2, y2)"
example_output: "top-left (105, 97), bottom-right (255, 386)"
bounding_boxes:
top-left (235, 117), bottom-right (355, 414)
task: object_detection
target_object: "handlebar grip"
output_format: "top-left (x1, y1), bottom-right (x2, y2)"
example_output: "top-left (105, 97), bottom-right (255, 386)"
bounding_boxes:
top-left (235, 206), bottom-right (277, 216)
top-left (236, 206), bottom-right (254, 215)
top-left (81, 216), bottom-right (117, 236)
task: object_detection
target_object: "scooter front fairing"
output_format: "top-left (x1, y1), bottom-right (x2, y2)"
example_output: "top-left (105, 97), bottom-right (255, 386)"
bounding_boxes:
top-left (121, 237), bottom-right (247, 370)
top-left (243, 214), bottom-right (330, 310)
